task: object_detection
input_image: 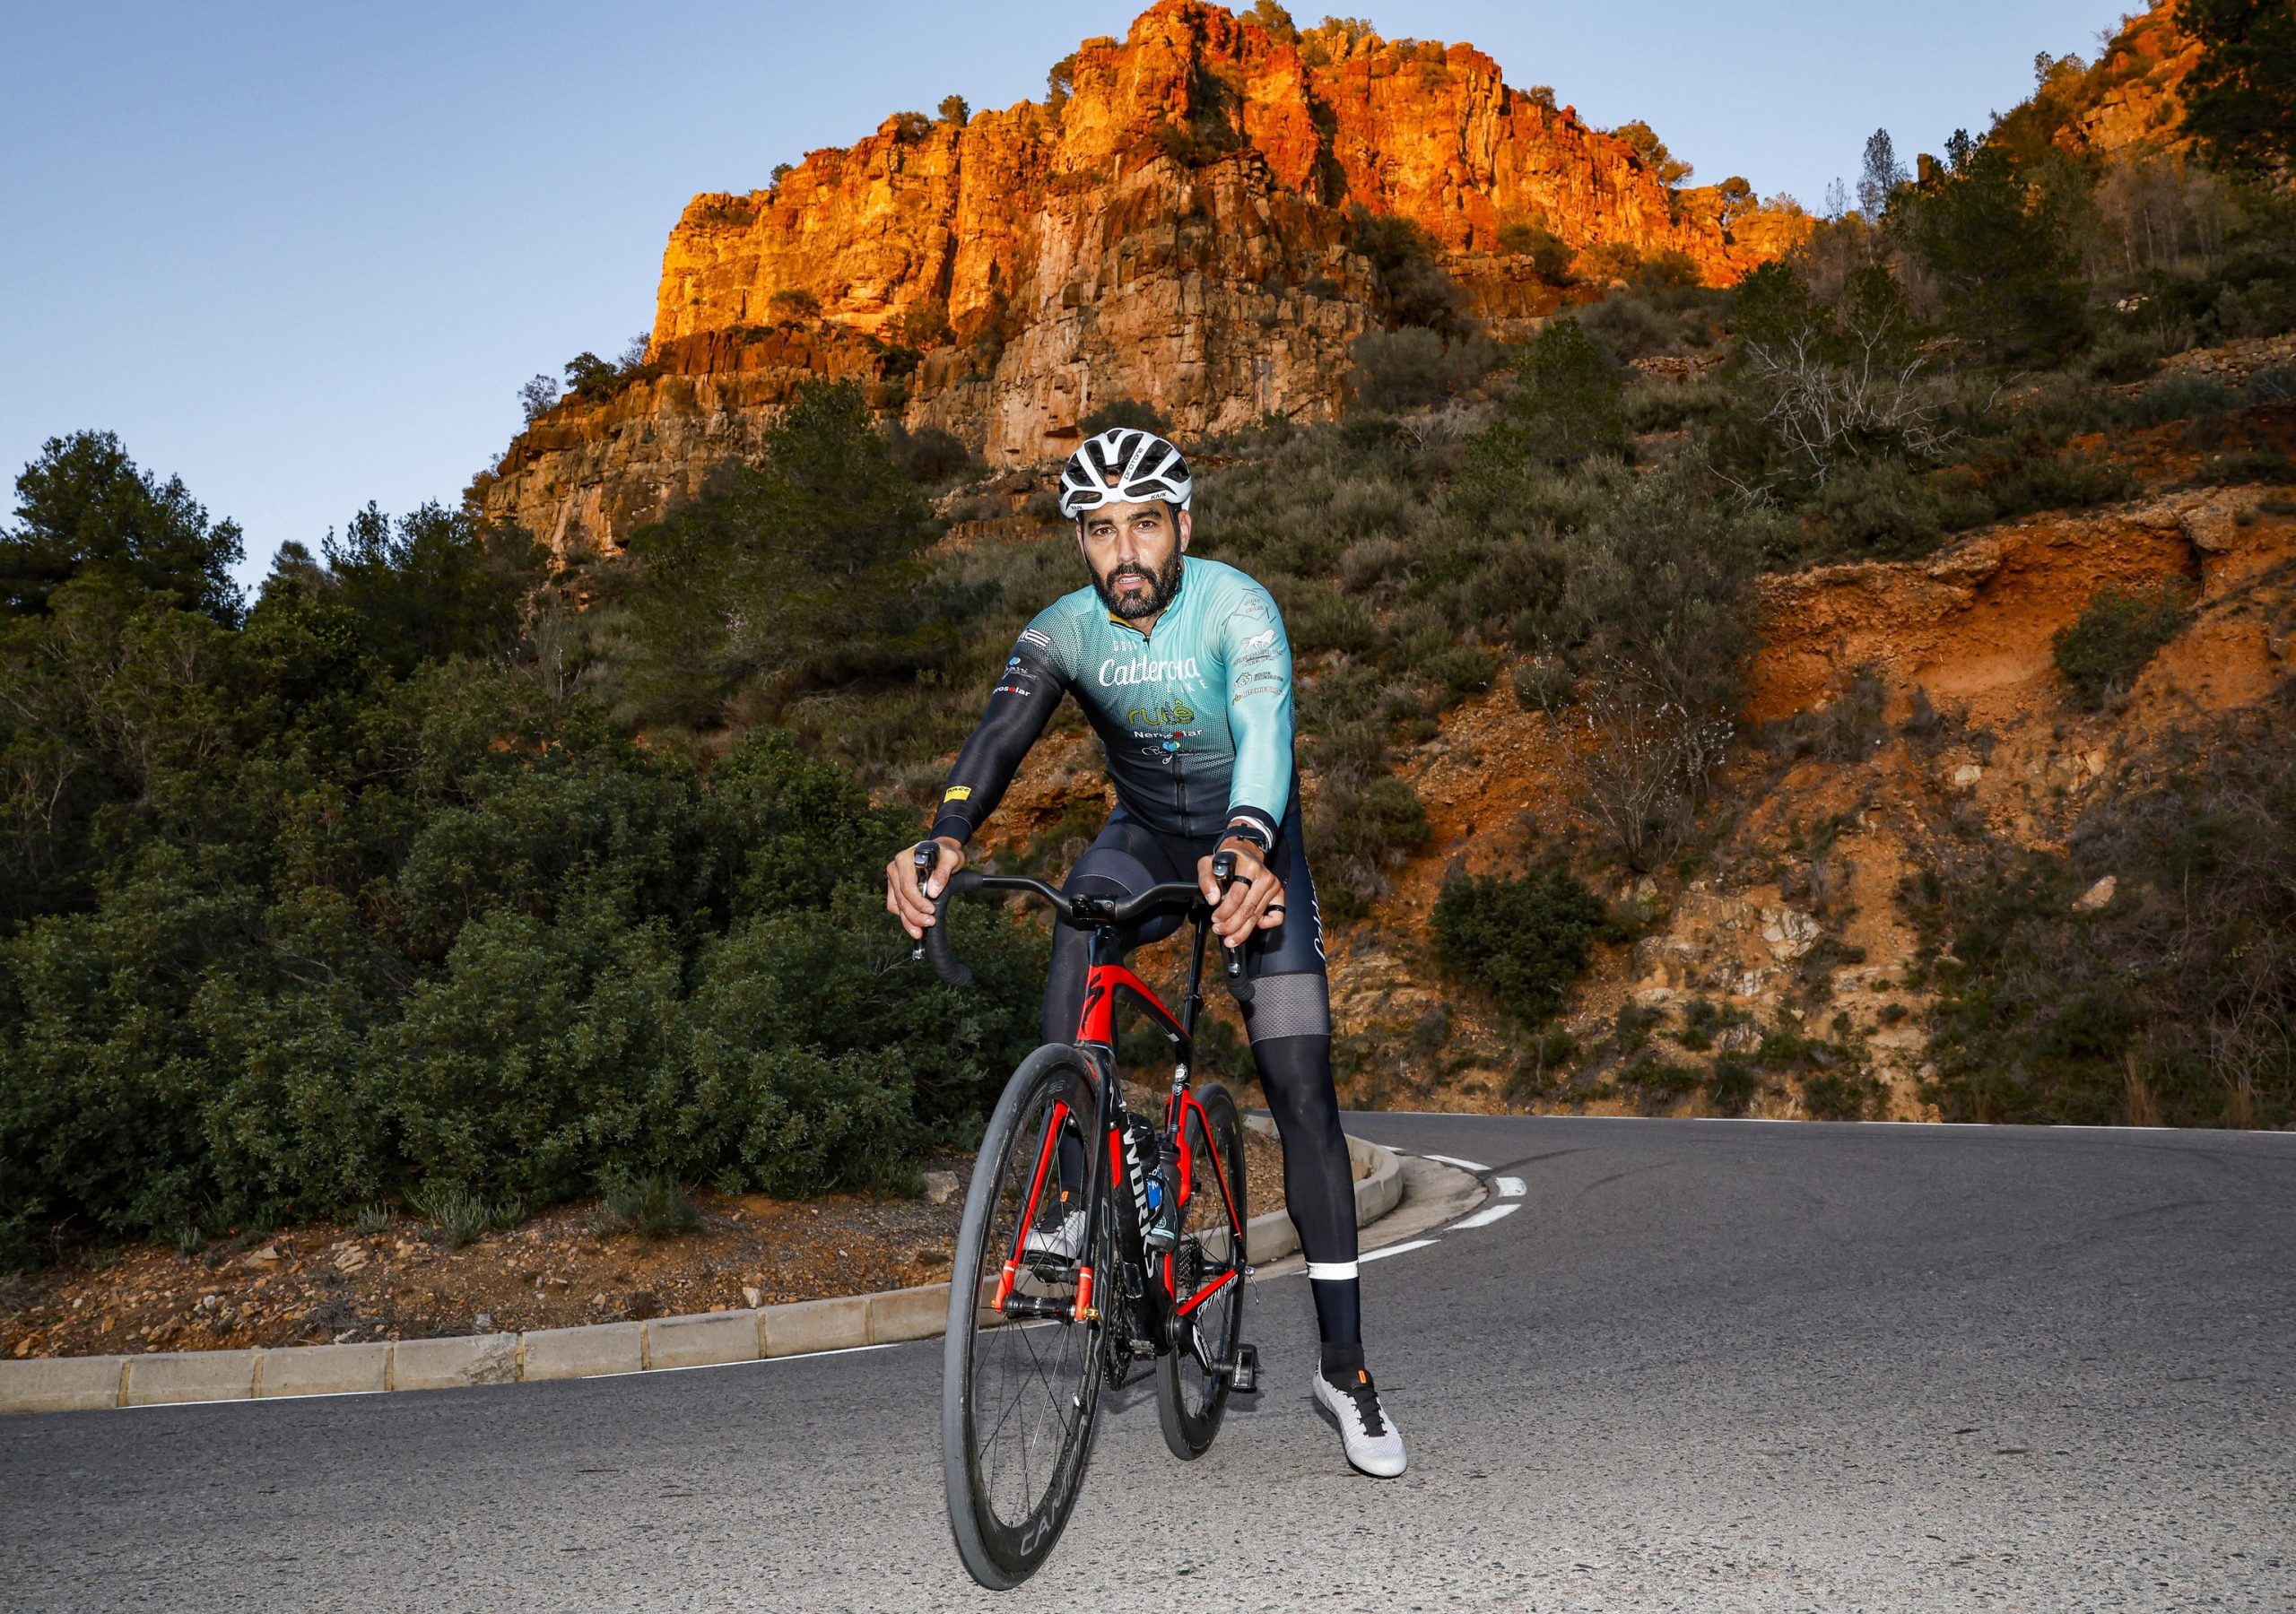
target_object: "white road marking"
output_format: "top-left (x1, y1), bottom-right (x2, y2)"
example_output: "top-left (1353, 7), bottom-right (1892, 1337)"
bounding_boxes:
top-left (1449, 1202), bottom-right (1520, 1231)
top-left (1421, 1152), bottom-right (1491, 1172)
top-left (1493, 1176), bottom-right (1526, 1198)
top-left (1358, 1239), bottom-right (1438, 1263)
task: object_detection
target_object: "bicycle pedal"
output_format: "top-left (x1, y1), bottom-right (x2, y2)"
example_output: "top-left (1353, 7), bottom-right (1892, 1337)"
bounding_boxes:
top-left (1217, 1343), bottom-right (1260, 1394)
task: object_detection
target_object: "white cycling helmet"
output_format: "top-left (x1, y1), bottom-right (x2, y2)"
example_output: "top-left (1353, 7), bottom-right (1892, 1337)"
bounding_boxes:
top-left (1058, 428), bottom-right (1193, 519)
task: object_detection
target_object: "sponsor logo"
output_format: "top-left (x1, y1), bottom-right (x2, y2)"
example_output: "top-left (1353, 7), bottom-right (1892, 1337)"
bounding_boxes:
top-left (1125, 701), bottom-right (1195, 726)
top-left (1020, 629), bottom-right (1052, 649)
top-left (1238, 628), bottom-right (1275, 652)
top-left (1234, 671), bottom-right (1281, 687)
top-left (992, 682), bottom-right (1031, 698)
top-left (1005, 656), bottom-right (1022, 668)
top-left (1098, 652), bottom-right (1202, 688)
top-left (1236, 648), bottom-right (1278, 667)
top-left (942, 785), bottom-right (972, 803)
top-left (1226, 594), bottom-right (1271, 623)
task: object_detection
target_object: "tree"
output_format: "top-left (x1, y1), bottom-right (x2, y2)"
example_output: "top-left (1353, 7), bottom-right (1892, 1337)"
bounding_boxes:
top-left (1857, 129), bottom-right (1908, 220)
top-left (1248, 2), bottom-right (1298, 44)
top-left (2180, 0), bottom-right (2296, 176)
top-left (620, 379), bottom-right (944, 721)
top-left (317, 503), bottom-right (547, 675)
top-left (1498, 215), bottom-right (1576, 282)
top-left (517, 374), bottom-right (560, 425)
top-left (1901, 134), bottom-right (2087, 362)
top-left (2, 432), bottom-right (243, 621)
top-left (937, 95), bottom-right (970, 124)
top-left (1610, 120), bottom-right (1692, 187)
top-left (1474, 317), bottom-right (1625, 470)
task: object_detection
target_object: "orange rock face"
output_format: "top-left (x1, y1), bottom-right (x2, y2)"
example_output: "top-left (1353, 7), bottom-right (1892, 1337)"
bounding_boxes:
top-left (480, 2), bottom-right (1813, 551)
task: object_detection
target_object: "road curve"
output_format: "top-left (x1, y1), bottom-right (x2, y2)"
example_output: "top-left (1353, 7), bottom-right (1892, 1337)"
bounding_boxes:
top-left (4, 1115), bottom-right (2292, 1612)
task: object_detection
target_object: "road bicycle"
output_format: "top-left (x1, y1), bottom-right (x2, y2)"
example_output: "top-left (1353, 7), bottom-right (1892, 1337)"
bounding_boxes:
top-left (916, 845), bottom-right (1260, 1590)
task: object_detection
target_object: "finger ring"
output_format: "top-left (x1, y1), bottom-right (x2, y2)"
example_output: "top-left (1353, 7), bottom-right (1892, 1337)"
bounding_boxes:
top-left (1266, 903), bottom-right (1285, 914)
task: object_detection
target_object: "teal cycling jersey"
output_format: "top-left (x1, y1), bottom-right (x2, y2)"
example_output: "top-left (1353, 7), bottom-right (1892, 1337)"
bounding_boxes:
top-left (929, 557), bottom-right (1295, 849)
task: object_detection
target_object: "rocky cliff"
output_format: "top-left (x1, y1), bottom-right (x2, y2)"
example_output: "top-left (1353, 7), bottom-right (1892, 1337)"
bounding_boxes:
top-left (475, 1), bottom-right (1809, 553)
top-left (2006, 0), bottom-right (2203, 159)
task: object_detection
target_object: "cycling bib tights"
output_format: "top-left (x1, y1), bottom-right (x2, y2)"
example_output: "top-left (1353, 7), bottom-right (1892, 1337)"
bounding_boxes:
top-left (928, 557), bottom-right (1293, 853)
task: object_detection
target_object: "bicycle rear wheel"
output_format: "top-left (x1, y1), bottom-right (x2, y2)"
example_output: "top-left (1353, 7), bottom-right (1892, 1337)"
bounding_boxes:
top-left (1155, 1081), bottom-right (1248, 1460)
top-left (943, 1044), bottom-right (1107, 1589)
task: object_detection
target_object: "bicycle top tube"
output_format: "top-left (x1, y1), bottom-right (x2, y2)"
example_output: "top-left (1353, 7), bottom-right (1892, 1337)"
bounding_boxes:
top-left (946, 870), bottom-right (1206, 929)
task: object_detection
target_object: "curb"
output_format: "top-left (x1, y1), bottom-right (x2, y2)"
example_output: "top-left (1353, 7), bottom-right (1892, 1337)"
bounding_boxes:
top-left (0, 1132), bottom-right (1405, 1416)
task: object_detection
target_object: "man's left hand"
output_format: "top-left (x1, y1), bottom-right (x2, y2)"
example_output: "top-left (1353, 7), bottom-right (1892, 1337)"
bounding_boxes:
top-left (1198, 839), bottom-right (1284, 948)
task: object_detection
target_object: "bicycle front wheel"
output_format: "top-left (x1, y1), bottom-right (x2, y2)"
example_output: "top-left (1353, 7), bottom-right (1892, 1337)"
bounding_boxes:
top-left (943, 1044), bottom-right (1107, 1589)
top-left (1155, 1080), bottom-right (1248, 1460)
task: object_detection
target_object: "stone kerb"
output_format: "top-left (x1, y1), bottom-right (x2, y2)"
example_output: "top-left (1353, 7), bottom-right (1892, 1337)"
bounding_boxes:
top-left (1, 1130), bottom-right (1405, 1414)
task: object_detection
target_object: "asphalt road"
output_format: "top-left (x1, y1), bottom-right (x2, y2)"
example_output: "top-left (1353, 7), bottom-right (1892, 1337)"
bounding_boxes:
top-left (4, 1115), bottom-right (2292, 1612)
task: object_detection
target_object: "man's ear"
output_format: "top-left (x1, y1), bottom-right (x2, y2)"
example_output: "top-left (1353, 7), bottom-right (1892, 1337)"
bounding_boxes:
top-left (1176, 508), bottom-right (1193, 553)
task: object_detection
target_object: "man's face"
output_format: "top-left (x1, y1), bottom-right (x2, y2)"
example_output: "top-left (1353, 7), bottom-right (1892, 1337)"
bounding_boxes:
top-left (1078, 499), bottom-right (1191, 620)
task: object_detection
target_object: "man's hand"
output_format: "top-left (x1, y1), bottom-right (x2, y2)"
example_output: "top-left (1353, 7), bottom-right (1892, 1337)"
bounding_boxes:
top-left (888, 837), bottom-right (967, 940)
top-left (1198, 838), bottom-right (1284, 948)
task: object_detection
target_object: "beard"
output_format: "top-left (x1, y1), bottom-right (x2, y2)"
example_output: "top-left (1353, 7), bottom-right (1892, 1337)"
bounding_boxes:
top-left (1091, 545), bottom-right (1186, 620)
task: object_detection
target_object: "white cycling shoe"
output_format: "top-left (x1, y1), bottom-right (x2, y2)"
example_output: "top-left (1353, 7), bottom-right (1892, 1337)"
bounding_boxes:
top-left (1023, 1207), bottom-right (1088, 1262)
top-left (1314, 1367), bottom-right (1408, 1478)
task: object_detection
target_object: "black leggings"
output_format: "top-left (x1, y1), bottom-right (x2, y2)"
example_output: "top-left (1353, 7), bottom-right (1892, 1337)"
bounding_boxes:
top-left (1040, 800), bottom-right (1359, 1279)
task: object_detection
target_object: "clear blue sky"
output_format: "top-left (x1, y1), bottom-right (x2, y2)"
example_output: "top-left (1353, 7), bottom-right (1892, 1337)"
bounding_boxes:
top-left (2, 0), bottom-right (2118, 586)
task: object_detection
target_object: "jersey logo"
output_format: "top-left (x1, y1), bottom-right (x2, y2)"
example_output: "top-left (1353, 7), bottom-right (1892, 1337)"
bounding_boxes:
top-left (942, 785), bottom-right (972, 803)
top-left (1098, 652), bottom-right (1202, 688)
top-left (1238, 628), bottom-right (1275, 652)
top-left (1020, 629), bottom-right (1052, 650)
top-left (1125, 701), bottom-right (1195, 726)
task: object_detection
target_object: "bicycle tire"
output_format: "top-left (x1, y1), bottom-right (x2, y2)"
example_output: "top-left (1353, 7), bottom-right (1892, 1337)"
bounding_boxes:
top-left (943, 1044), bottom-right (1107, 1589)
top-left (1154, 1080), bottom-right (1248, 1460)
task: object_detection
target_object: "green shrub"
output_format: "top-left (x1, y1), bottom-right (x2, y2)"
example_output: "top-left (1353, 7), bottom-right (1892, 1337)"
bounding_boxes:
top-left (2126, 374), bottom-right (2239, 426)
top-left (2052, 581), bottom-right (2195, 709)
top-left (1470, 317), bottom-right (1626, 471)
top-left (1909, 714), bottom-right (2295, 1129)
top-left (1496, 217), bottom-right (1576, 282)
top-left (1799, 1069), bottom-right (1884, 1121)
top-left (1348, 328), bottom-right (1501, 411)
top-left (589, 1171), bottom-right (700, 1240)
top-left (1431, 870), bottom-right (1607, 1026)
top-left (1705, 1054), bottom-right (1760, 1115)
top-left (1080, 397), bottom-right (1173, 437)
top-left (1309, 773), bottom-right (1430, 921)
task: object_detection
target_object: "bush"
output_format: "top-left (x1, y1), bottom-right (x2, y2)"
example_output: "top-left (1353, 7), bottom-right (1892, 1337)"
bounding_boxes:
top-left (770, 287), bottom-right (822, 321)
top-left (1578, 293), bottom-right (1696, 361)
top-left (1348, 328), bottom-right (1500, 411)
top-left (1080, 397), bottom-right (1173, 437)
top-left (1497, 218), bottom-right (1576, 282)
top-left (1348, 205), bottom-right (1469, 333)
top-left (1909, 713), bottom-right (2296, 1127)
top-left (883, 422), bottom-right (978, 487)
top-left (588, 1171), bottom-right (700, 1240)
top-left (1468, 317), bottom-right (1626, 472)
top-left (2052, 581), bottom-right (2195, 709)
top-left (2126, 374), bottom-right (2239, 426)
top-left (0, 668), bottom-right (1046, 1263)
top-left (1705, 1055), bottom-right (1760, 1115)
top-left (1431, 870), bottom-right (1607, 1025)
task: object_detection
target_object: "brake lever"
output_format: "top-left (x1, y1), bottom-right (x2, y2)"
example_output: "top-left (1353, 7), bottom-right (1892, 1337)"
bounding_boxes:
top-left (909, 842), bottom-right (939, 968)
top-left (1209, 849), bottom-right (1254, 1006)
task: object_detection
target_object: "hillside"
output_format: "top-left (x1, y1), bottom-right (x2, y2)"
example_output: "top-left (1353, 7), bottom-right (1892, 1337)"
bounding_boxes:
top-left (472, 1), bottom-right (1809, 553)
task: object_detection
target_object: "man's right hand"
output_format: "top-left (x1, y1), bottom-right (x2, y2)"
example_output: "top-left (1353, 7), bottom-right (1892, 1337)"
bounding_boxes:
top-left (888, 837), bottom-right (967, 940)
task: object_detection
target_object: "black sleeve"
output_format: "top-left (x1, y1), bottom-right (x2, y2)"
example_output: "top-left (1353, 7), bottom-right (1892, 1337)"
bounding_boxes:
top-left (927, 651), bottom-right (1065, 845)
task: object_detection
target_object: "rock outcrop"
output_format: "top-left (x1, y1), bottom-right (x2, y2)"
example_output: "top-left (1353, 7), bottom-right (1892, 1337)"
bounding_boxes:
top-left (475, 2), bottom-right (1810, 553)
top-left (2006, 0), bottom-right (2204, 159)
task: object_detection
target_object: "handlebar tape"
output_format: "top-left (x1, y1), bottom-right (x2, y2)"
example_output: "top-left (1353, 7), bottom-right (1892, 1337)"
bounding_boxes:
top-left (920, 869), bottom-right (985, 986)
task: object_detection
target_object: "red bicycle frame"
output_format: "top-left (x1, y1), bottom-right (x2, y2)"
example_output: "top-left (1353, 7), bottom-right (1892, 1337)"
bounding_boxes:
top-left (991, 891), bottom-right (1246, 1341)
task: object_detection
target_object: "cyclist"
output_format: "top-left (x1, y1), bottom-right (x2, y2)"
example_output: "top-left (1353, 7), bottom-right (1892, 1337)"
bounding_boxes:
top-left (886, 427), bottom-right (1405, 1479)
